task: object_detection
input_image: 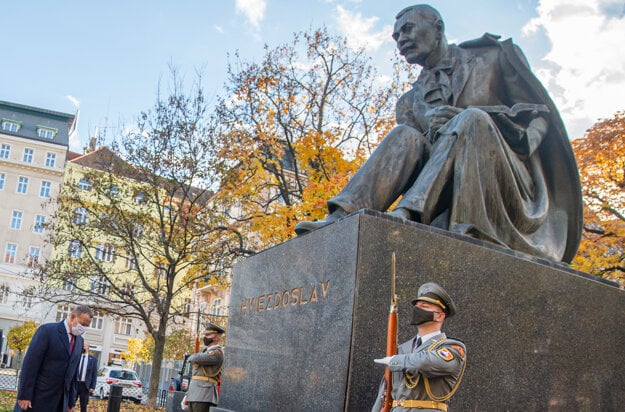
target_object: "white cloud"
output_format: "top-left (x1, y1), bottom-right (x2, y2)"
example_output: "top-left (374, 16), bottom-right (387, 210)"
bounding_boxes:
top-left (335, 5), bottom-right (392, 52)
top-left (235, 0), bottom-right (266, 29)
top-left (214, 25), bottom-right (224, 34)
top-left (523, 0), bottom-right (625, 138)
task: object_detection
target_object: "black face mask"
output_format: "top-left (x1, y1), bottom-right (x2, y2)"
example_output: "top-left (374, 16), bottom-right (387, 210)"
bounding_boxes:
top-left (410, 306), bottom-right (436, 325)
top-left (203, 337), bottom-right (213, 346)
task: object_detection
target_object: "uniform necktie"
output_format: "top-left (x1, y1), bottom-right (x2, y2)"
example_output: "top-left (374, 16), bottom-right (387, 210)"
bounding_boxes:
top-left (414, 337), bottom-right (422, 351)
top-left (69, 335), bottom-right (75, 353)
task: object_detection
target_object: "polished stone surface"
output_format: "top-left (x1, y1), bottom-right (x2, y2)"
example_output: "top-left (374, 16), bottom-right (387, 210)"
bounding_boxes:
top-left (216, 210), bottom-right (625, 411)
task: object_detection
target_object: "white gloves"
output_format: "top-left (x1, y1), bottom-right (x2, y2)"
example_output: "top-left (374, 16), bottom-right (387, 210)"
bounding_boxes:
top-left (374, 356), bottom-right (393, 365)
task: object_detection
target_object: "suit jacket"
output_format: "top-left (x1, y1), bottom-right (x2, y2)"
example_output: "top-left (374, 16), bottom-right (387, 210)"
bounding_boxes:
top-left (15, 321), bottom-right (83, 412)
top-left (77, 354), bottom-right (98, 390)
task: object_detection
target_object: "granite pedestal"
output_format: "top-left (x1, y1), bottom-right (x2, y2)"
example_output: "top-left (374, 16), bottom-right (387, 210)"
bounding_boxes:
top-left (215, 210), bottom-right (625, 411)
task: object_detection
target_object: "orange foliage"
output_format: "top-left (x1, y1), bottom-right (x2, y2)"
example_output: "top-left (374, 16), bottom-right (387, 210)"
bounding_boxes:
top-left (571, 110), bottom-right (625, 286)
top-left (214, 27), bottom-right (402, 249)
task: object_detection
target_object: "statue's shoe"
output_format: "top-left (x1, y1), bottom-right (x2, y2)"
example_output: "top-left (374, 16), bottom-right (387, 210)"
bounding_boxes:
top-left (294, 210), bottom-right (347, 236)
top-left (386, 207), bottom-right (412, 221)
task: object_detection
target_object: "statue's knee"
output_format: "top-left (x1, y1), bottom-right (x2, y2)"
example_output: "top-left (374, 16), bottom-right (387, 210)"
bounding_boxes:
top-left (458, 107), bottom-right (491, 123)
top-left (387, 124), bottom-right (426, 145)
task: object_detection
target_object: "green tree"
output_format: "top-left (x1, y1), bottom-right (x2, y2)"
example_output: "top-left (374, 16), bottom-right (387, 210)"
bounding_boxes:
top-left (571, 110), bottom-right (625, 285)
top-left (41, 72), bottom-right (250, 406)
top-left (214, 27), bottom-right (401, 247)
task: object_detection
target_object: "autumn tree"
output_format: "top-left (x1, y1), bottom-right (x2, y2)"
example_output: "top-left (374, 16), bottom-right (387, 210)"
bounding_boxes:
top-left (7, 321), bottom-right (38, 368)
top-left (571, 110), bottom-right (625, 286)
top-left (214, 27), bottom-right (402, 247)
top-left (41, 72), bottom-right (250, 406)
top-left (124, 328), bottom-right (194, 366)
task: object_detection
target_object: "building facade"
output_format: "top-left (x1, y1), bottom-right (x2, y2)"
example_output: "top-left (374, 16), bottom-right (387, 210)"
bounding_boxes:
top-left (0, 100), bottom-right (75, 365)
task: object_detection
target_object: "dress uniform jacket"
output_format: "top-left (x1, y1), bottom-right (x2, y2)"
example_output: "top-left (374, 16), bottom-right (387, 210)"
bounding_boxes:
top-left (186, 344), bottom-right (224, 405)
top-left (372, 333), bottom-right (466, 412)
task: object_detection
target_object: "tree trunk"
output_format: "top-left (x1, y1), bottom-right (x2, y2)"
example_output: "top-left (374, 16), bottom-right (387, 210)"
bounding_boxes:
top-left (146, 331), bottom-right (167, 407)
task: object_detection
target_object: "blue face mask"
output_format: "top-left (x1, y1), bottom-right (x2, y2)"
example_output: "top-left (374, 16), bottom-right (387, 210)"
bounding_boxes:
top-left (410, 306), bottom-right (436, 325)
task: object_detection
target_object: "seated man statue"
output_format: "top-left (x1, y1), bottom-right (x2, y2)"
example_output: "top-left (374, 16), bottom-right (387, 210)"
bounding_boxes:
top-left (295, 4), bottom-right (582, 263)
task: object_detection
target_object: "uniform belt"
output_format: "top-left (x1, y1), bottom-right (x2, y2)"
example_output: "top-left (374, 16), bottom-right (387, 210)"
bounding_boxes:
top-left (392, 399), bottom-right (448, 411)
top-left (191, 376), bottom-right (218, 384)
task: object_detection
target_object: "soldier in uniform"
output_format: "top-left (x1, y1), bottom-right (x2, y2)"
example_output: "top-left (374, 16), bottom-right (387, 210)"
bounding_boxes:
top-left (373, 282), bottom-right (466, 412)
top-left (185, 322), bottom-right (225, 412)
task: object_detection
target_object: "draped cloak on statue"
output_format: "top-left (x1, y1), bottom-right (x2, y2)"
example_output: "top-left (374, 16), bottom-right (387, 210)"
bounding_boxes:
top-left (328, 34), bottom-right (582, 262)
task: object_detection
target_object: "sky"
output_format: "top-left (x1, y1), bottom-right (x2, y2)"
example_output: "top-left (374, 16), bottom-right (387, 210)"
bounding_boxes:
top-left (1, 0), bottom-right (624, 152)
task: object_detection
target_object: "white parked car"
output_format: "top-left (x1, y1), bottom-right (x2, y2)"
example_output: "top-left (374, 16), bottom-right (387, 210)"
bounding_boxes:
top-left (95, 366), bottom-right (143, 404)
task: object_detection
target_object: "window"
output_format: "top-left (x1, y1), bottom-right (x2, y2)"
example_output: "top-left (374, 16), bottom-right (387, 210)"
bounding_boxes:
top-left (28, 247), bottom-right (41, 267)
top-left (37, 126), bottom-right (57, 139)
top-left (95, 243), bottom-right (115, 262)
top-left (10, 211), bottom-right (23, 230)
top-left (90, 310), bottom-right (104, 330)
top-left (17, 176), bottom-right (28, 194)
top-left (114, 317), bottom-right (132, 335)
top-left (55, 304), bottom-right (72, 322)
top-left (22, 148), bottom-right (33, 163)
top-left (212, 299), bottom-right (223, 315)
top-left (40, 181), bottom-right (52, 198)
top-left (131, 224), bottom-right (144, 238)
top-left (108, 185), bottom-right (120, 199)
top-left (125, 254), bottom-right (138, 271)
top-left (134, 192), bottom-right (145, 205)
top-left (73, 207), bottom-right (88, 225)
top-left (62, 278), bottom-right (77, 292)
top-left (45, 152), bottom-right (56, 168)
top-left (91, 275), bottom-right (109, 295)
top-left (1, 120), bottom-right (20, 133)
top-left (154, 263), bottom-right (167, 281)
top-left (22, 287), bottom-right (35, 308)
top-left (122, 282), bottom-right (135, 302)
top-left (33, 215), bottom-right (46, 233)
top-left (0, 144), bottom-right (10, 159)
top-left (77, 178), bottom-right (92, 191)
top-left (4, 243), bottom-right (17, 264)
top-left (68, 240), bottom-right (82, 258)
top-left (0, 173), bottom-right (4, 190)
top-left (0, 284), bottom-right (10, 304)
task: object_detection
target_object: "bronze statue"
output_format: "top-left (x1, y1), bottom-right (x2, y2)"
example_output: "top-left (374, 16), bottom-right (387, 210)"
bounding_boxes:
top-left (295, 4), bottom-right (582, 263)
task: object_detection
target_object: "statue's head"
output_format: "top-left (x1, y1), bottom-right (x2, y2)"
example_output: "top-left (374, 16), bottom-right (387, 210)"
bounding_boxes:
top-left (393, 4), bottom-right (447, 68)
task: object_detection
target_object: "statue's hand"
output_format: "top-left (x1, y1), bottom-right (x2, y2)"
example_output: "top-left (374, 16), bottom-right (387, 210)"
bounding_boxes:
top-left (425, 105), bottom-right (463, 137)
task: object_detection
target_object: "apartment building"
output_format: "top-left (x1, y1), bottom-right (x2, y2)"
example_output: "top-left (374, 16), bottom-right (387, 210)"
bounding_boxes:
top-left (0, 100), bottom-right (75, 365)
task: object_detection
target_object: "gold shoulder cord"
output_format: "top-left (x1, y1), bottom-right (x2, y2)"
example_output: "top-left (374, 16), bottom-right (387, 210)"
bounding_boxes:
top-left (201, 349), bottom-right (223, 378)
top-left (404, 337), bottom-right (446, 389)
top-left (404, 338), bottom-right (467, 401)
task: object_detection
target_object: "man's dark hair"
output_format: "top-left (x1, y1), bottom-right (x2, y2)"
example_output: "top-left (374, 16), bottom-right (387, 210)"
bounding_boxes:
top-left (73, 305), bottom-right (94, 318)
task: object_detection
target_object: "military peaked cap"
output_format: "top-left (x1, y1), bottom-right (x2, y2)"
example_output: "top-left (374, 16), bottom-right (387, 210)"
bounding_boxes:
top-left (411, 282), bottom-right (457, 318)
top-left (203, 322), bottom-right (225, 335)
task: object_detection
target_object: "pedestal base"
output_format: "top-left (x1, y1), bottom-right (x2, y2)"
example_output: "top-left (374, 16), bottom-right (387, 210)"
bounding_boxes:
top-left (215, 210), bottom-right (625, 411)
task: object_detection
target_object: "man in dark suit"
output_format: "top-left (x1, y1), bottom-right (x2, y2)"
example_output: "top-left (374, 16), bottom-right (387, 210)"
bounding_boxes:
top-left (15, 305), bottom-right (93, 412)
top-left (75, 341), bottom-right (98, 412)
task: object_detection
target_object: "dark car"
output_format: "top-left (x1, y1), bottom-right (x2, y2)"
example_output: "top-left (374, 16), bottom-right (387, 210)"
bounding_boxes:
top-left (170, 354), bottom-right (192, 392)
